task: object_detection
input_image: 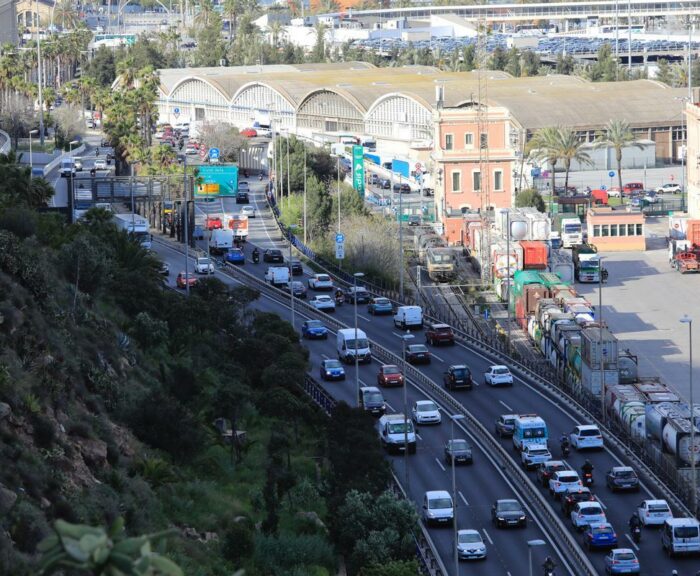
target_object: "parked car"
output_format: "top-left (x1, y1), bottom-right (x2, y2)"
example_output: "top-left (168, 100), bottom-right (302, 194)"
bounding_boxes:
top-left (656, 183), bottom-right (682, 194)
top-left (301, 319), bottom-right (328, 340)
top-left (176, 271), bottom-right (198, 289)
top-left (224, 248), bottom-right (245, 265)
top-left (445, 438), bottom-right (473, 465)
top-left (309, 295), bottom-right (335, 312)
top-left (456, 529), bottom-right (486, 560)
top-left (623, 182), bottom-right (644, 195)
top-left (636, 499), bottom-right (673, 526)
top-left (425, 322), bottom-right (454, 346)
top-left (605, 466), bottom-right (640, 492)
top-left (536, 460), bottom-right (567, 487)
top-left (583, 523), bottom-right (618, 551)
top-left (263, 249), bottom-right (284, 263)
top-left (308, 273), bottom-right (334, 291)
top-left (607, 186), bottom-right (622, 198)
top-left (494, 414), bottom-right (516, 438)
top-left (405, 343), bottom-right (431, 364)
top-left (570, 425), bottom-right (604, 450)
top-left (319, 358), bottom-right (345, 381)
top-left (412, 399), bottom-right (441, 425)
top-left (444, 364), bottom-right (472, 390)
top-left (603, 549), bottom-right (640, 574)
top-left (368, 297), bottom-right (393, 315)
top-left (484, 365), bottom-right (513, 386)
top-left (377, 364), bottom-right (404, 387)
top-left (491, 499), bottom-right (527, 528)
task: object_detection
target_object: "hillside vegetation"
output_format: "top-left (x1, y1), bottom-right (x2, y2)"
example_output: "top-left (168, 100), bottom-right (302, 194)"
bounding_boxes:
top-left (0, 155), bottom-right (418, 575)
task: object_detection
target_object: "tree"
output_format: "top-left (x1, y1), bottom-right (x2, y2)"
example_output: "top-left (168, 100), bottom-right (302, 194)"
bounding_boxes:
top-left (311, 21), bottom-right (327, 63)
top-left (53, 105), bottom-right (85, 149)
top-left (594, 119), bottom-right (644, 195)
top-left (515, 188), bottom-right (546, 212)
top-left (528, 126), bottom-right (562, 197)
top-left (490, 46), bottom-right (508, 71)
top-left (521, 50), bottom-right (540, 76)
top-left (360, 560), bottom-right (421, 576)
top-left (0, 94), bottom-right (33, 150)
top-left (86, 46), bottom-right (116, 87)
top-left (462, 44), bottom-right (476, 71)
top-left (53, 0), bottom-right (80, 30)
top-left (555, 52), bottom-right (574, 75)
top-left (0, 152), bottom-right (54, 207)
top-left (196, 122), bottom-right (248, 162)
top-left (556, 127), bottom-right (592, 192)
top-left (194, 14), bottom-right (226, 67)
top-left (306, 175), bottom-right (333, 240)
top-left (505, 47), bottom-right (521, 77)
top-left (656, 58), bottom-right (674, 87)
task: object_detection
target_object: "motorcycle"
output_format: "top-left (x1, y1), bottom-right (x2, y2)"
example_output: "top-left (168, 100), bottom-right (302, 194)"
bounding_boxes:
top-left (259, 173), bottom-right (263, 181)
top-left (252, 251), bottom-right (260, 264)
top-left (582, 472), bottom-right (594, 487)
top-left (631, 525), bottom-right (641, 543)
top-left (335, 293), bottom-right (345, 306)
top-left (561, 442), bottom-right (570, 458)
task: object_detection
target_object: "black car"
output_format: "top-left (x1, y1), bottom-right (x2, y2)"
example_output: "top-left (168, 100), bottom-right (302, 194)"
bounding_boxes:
top-left (399, 183), bottom-right (411, 194)
top-left (405, 343), bottom-right (431, 364)
top-left (380, 178), bottom-right (391, 189)
top-left (560, 487), bottom-right (595, 516)
top-left (491, 499), bottom-right (526, 528)
top-left (359, 386), bottom-right (386, 416)
top-left (444, 438), bottom-right (473, 465)
top-left (263, 249), bottom-right (284, 263)
top-left (423, 187), bottom-right (434, 197)
top-left (605, 467), bottom-right (640, 492)
top-left (536, 460), bottom-right (567, 487)
top-left (282, 281), bottom-right (307, 299)
top-left (236, 191), bottom-right (249, 204)
top-left (392, 182), bottom-right (402, 192)
top-left (443, 364), bottom-right (472, 390)
top-left (408, 215), bottom-right (421, 227)
top-left (346, 287), bottom-right (371, 304)
top-left (288, 259), bottom-right (303, 276)
top-left (494, 414), bottom-right (516, 438)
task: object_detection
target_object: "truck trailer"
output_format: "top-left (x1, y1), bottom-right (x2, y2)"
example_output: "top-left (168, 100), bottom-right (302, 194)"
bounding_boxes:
top-left (112, 213), bottom-right (152, 249)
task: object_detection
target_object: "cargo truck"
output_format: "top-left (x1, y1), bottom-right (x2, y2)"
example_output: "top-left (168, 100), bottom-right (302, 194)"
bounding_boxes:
top-left (572, 244), bottom-right (600, 283)
top-left (228, 214), bottom-right (249, 242)
top-left (554, 215), bottom-right (583, 248)
top-left (112, 213), bottom-right (152, 249)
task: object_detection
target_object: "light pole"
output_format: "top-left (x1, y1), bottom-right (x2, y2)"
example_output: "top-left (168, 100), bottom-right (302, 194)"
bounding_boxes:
top-left (69, 139), bottom-right (79, 156)
top-left (288, 224), bottom-right (298, 329)
top-left (399, 173), bottom-right (404, 300)
top-left (401, 332), bottom-right (414, 490)
top-left (598, 255), bottom-right (605, 425)
top-left (286, 133), bottom-right (291, 210)
top-left (353, 272), bottom-right (365, 399)
top-left (67, 140), bottom-right (79, 224)
top-left (680, 315), bottom-right (696, 516)
top-left (35, 0), bottom-right (45, 147)
top-left (179, 153), bottom-right (190, 296)
top-left (450, 413), bottom-right (465, 576)
top-left (527, 539), bottom-right (546, 576)
top-left (29, 129), bottom-right (38, 169)
top-left (303, 145), bottom-right (308, 245)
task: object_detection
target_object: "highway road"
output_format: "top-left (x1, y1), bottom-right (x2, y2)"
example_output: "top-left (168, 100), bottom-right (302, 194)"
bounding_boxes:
top-left (151, 178), bottom-right (699, 576)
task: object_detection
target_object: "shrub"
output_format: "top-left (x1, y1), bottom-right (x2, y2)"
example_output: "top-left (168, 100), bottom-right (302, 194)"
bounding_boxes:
top-left (67, 421), bottom-right (93, 439)
top-left (253, 533), bottom-right (335, 575)
top-left (31, 413), bottom-right (55, 449)
top-left (221, 521), bottom-right (254, 564)
top-left (9, 501), bottom-right (50, 553)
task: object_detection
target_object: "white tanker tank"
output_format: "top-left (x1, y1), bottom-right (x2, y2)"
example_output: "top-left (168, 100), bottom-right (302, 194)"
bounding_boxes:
top-left (645, 402), bottom-right (687, 442)
top-left (662, 417), bottom-right (700, 466)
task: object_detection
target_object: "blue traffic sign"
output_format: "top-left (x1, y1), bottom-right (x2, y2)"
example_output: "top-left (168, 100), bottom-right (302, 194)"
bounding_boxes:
top-left (173, 107), bottom-right (180, 114)
top-left (335, 232), bottom-right (345, 243)
top-left (608, 171), bottom-right (615, 178)
top-left (209, 148), bottom-right (220, 160)
top-left (601, 185), bottom-right (607, 190)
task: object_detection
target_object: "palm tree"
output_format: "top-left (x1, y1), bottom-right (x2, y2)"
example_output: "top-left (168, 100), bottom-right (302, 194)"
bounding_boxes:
top-left (116, 56), bottom-right (137, 89)
top-left (223, 0), bottom-right (241, 43)
top-left (194, 0), bottom-right (216, 29)
top-left (555, 127), bottom-right (593, 192)
top-left (53, 0), bottom-right (80, 30)
top-left (528, 126), bottom-right (562, 198)
top-left (594, 119), bottom-right (643, 196)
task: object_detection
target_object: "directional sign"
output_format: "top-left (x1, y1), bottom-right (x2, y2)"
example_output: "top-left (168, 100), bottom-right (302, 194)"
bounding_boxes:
top-left (601, 185), bottom-right (607, 190)
top-left (335, 232), bottom-right (345, 243)
top-left (352, 145), bottom-right (365, 198)
top-left (173, 106), bottom-right (180, 119)
top-left (335, 242), bottom-right (345, 260)
top-left (608, 171), bottom-right (615, 178)
top-left (209, 147), bottom-right (220, 160)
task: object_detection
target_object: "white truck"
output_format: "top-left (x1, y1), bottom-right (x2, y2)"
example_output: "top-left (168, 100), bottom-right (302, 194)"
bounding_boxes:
top-left (112, 213), bottom-right (152, 249)
top-left (209, 228), bottom-right (234, 255)
top-left (557, 216), bottom-right (583, 249)
top-left (265, 266), bottom-right (290, 286)
top-left (337, 328), bottom-right (371, 364)
top-left (378, 414), bottom-right (416, 454)
top-left (512, 414), bottom-right (548, 452)
top-left (60, 158), bottom-right (76, 177)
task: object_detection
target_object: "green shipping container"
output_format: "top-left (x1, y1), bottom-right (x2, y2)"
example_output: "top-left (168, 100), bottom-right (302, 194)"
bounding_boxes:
top-left (512, 270), bottom-right (544, 296)
top-left (538, 272), bottom-right (565, 288)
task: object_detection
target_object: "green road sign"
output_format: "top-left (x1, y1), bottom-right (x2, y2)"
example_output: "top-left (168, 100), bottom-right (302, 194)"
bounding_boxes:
top-left (195, 165), bottom-right (239, 197)
top-left (352, 145), bottom-right (364, 198)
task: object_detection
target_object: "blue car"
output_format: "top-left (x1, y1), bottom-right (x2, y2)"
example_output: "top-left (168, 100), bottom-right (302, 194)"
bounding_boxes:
top-left (583, 523), bottom-right (618, 551)
top-left (604, 548), bottom-right (639, 574)
top-left (368, 297), bottom-right (393, 315)
top-left (320, 359), bottom-right (345, 381)
top-left (224, 248), bottom-right (245, 265)
top-left (301, 319), bottom-right (328, 340)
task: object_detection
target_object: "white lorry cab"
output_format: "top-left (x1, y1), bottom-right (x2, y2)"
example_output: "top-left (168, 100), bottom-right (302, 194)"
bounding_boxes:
top-left (378, 413), bottom-right (416, 454)
top-left (265, 266), bottom-right (290, 286)
top-left (512, 414), bottom-right (548, 451)
top-left (393, 305), bottom-right (423, 330)
top-left (559, 216), bottom-right (583, 248)
top-left (60, 158), bottom-right (76, 177)
top-left (209, 228), bottom-right (234, 254)
top-left (662, 518), bottom-right (700, 556)
top-left (337, 328), bottom-right (371, 364)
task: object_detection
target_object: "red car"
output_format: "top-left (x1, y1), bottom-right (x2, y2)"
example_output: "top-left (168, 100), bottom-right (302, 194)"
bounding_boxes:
top-left (176, 272), bottom-right (198, 289)
top-left (241, 128), bottom-right (257, 138)
top-left (623, 182), bottom-right (644, 196)
top-left (377, 364), bottom-right (404, 387)
top-left (205, 216), bottom-right (223, 230)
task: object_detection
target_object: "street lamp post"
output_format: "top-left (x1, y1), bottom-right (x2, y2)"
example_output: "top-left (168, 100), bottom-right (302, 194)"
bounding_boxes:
top-left (401, 332), bottom-right (414, 490)
top-left (35, 0), bottom-right (45, 147)
top-left (450, 413), bottom-right (466, 576)
top-left (680, 315), bottom-right (696, 516)
top-left (599, 255), bottom-right (605, 425)
top-left (29, 129), bottom-right (38, 169)
top-left (67, 140), bottom-right (79, 224)
top-left (353, 272), bottom-right (365, 400)
top-left (69, 139), bottom-right (79, 156)
top-left (288, 224), bottom-right (298, 329)
top-left (179, 153), bottom-right (190, 296)
top-left (527, 539), bottom-right (546, 576)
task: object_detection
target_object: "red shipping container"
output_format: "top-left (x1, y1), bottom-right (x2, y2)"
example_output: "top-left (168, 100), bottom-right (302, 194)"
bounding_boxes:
top-left (687, 219), bottom-right (700, 247)
top-left (516, 297), bottom-right (527, 330)
top-left (520, 240), bottom-right (548, 270)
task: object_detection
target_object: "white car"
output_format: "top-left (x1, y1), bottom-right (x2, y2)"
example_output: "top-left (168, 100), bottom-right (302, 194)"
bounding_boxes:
top-left (570, 425), bottom-right (604, 450)
top-left (656, 183), bottom-right (682, 194)
top-left (74, 159), bottom-right (83, 171)
top-left (94, 158), bottom-right (107, 170)
top-left (240, 205), bottom-right (255, 218)
top-left (571, 501), bottom-right (606, 530)
top-left (309, 295), bottom-right (335, 312)
top-left (637, 499), bottom-right (673, 526)
top-left (185, 145), bottom-right (197, 155)
top-left (521, 444), bottom-right (552, 470)
top-left (412, 400), bottom-right (441, 425)
top-left (194, 257), bottom-right (214, 274)
top-left (549, 471), bottom-right (582, 498)
top-left (308, 273), bottom-right (334, 291)
top-left (457, 529), bottom-right (487, 560)
top-left (484, 365), bottom-right (513, 386)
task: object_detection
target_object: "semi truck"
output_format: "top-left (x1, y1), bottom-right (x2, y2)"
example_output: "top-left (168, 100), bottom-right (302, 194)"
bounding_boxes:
top-left (112, 213), bottom-right (152, 249)
top-left (554, 215), bottom-right (583, 248)
top-left (572, 243), bottom-right (600, 283)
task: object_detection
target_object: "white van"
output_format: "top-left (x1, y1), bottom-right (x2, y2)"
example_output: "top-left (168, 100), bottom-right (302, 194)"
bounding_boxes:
top-left (337, 328), bottom-right (371, 364)
top-left (378, 413), bottom-right (416, 453)
top-left (662, 518), bottom-right (700, 556)
top-left (59, 158), bottom-right (76, 177)
top-left (422, 490), bottom-right (454, 526)
top-left (209, 228), bottom-right (234, 254)
top-left (393, 305), bottom-right (423, 330)
top-left (265, 266), bottom-right (290, 286)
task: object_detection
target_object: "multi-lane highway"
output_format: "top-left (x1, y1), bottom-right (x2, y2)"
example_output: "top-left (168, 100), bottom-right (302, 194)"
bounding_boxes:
top-left (151, 178), bottom-right (698, 576)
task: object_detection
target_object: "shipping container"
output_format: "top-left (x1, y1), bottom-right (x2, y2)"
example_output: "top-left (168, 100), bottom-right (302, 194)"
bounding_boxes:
top-left (549, 250), bottom-right (575, 284)
top-left (512, 270), bottom-right (544, 296)
top-left (535, 298), bottom-right (557, 323)
top-left (521, 208), bottom-right (551, 241)
top-left (668, 214), bottom-right (688, 240)
top-left (662, 417), bottom-right (700, 466)
top-left (618, 351), bottom-right (639, 384)
top-left (491, 241), bottom-right (523, 278)
top-left (646, 403), bottom-right (686, 442)
top-left (524, 284), bottom-right (548, 317)
top-left (687, 219), bottom-right (700, 247)
top-left (647, 392), bottom-right (681, 403)
top-left (520, 240), bottom-right (548, 270)
top-left (581, 327), bottom-right (619, 370)
top-left (580, 361), bottom-right (620, 396)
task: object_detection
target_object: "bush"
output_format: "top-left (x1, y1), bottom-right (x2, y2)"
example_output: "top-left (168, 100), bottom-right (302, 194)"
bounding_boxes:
top-left (31, 413), bottom-right (55, 448)
top-left (9, 501), bottom-right (50, 553)
top-left (67, 421), bottom-right (93, 439)
top-left (253, 533), bottom-right (335, 576)
top-left (221, 521), bottom-right (254, 564)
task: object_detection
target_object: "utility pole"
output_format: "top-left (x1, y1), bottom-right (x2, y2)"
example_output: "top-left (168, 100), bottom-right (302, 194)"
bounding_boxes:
top-left (35, 0), bottom-right (45, 147)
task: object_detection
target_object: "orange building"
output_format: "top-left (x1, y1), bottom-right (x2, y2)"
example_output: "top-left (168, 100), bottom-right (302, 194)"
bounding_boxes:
top-left (432, 105), bottom-right (520, 245)
top-left (586, 207), bottom-right (646, 252)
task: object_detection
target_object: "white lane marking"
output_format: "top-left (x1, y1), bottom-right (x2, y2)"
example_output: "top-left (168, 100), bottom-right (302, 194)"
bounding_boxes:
top-left (624, 534), bottom-right (639, 551)
top-left (358, 314), bottom-right (371, 322)
top-left (252, 187), bottom-right (276, 246)
top-left (458, 491), bottom-right (469, 507)
top-left (392, 332), bottom-right (404, 338)
top-left (322, 354), bottom-right (329, 359)
top-left (499, 400), bottom-right (514, 411)
top-left (595, 496), bottom-right (607, 510)
top-left (435, 458), bottom-right (446, 472)
top-left (416, 433), bottom-right (422, 441)
top-left (430, 351), bottom-right (445, 363)
top-left (385, 402), bottom-right (395, 412)
top-left (482, 528), bottom-right (494, 545)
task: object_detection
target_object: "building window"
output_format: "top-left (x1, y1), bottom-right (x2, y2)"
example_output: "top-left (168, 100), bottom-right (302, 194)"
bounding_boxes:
top-left (627, 224), bottom-right (636, 236)
top-left (472, 171), bottom-right (481, 192)
top-left (610, 224), bottom-right (618, 236)
top-left (480, 133), bottom-right (488, 149)
top-left (494, 170), bottom-right (503, 191)
top-left (445, 134), bottom-right (454, 150)
top-left (601, 225), bottom-right (609, 237)
top-left (451, 171), bottom-right (461, 193)
top-left (593, 225), bottom-right (601, 237)
top-left (619, 223), bottom-right (627, 236)
top-left (465, 133), bottom-right (474, 148)
top-left (636, 223), bottom-right (643, 236)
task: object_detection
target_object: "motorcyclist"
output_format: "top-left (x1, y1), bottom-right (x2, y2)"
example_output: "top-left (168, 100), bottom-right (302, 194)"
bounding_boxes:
top-left (559, 434), bottom-right (569, 448)
top-left (335, 288), bottom-right (345, 303)
top-left (629, 514), bottom-right (641, 530)
top-left (252, 247), bottom-right (259, 262)
top-left (581, 459), bottom-right (594, 475)
top-left (543, 556), bottom-right (556, 573)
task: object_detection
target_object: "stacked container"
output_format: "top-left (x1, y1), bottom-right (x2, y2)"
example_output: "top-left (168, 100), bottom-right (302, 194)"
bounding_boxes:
top-left (549, 250), bottom-right (575, 284)
top-left (520, 240), bottom-right (548, 270)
